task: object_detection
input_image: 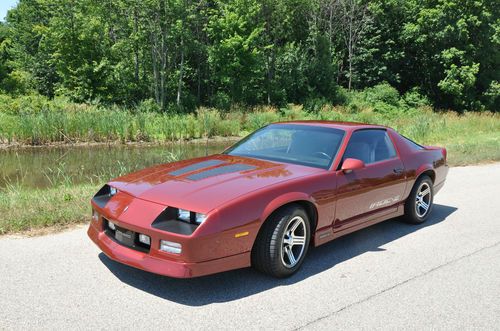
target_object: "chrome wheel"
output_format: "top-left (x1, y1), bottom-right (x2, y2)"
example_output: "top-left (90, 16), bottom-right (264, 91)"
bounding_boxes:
top-left (415, 182), bottom-right (432, 218)
top-left (281, 216), bottom-right (307, 268)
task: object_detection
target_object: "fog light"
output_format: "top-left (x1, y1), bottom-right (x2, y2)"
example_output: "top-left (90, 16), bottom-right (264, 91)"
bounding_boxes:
top-left (108, 221), bottom-right (116, 231)
top-left (160, 240), bottom-right (182, 254)
top-left (138, 234), bottom-right (151, 245)
top-left (92, 210), bottom-right (99, 222)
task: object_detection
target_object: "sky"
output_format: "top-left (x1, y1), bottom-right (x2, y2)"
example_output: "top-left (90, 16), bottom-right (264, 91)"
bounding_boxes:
top-left (0, 0), bottom-right (18, 21)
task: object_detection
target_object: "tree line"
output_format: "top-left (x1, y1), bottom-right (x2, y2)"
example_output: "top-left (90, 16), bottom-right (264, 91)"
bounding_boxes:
top-left (0, 0), bottom-right (498, 112)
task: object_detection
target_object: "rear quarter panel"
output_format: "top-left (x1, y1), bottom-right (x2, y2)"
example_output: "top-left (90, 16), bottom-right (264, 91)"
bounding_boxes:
top-left (389, 129), bottom-right (449, 200)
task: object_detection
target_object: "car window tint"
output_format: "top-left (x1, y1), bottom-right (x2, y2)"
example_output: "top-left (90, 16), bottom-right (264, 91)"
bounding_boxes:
top-left (343, 130), bottom-right (396, 164)
top-left (235, 129), bottom-right (292, 152)
top-left (401, 135), bottom-right (424, 150)
top-left (225, 124), bottom-right (345, 169)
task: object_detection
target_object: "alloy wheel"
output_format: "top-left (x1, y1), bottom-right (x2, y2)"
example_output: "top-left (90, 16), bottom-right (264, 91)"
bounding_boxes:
top-left (281, 216), bottom-right (307, 268)
top-left (415, 182), bottom-right (432, 218)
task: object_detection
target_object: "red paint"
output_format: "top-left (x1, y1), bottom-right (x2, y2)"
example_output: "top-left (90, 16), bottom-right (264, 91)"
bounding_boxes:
top-left (341, 158), bottom-right (365, 173)
top-left (88, 121), bottom-right (448, 278)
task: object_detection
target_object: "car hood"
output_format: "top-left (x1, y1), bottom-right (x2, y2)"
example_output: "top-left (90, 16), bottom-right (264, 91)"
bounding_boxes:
top-left (108, 154), bottom-right (323, 213)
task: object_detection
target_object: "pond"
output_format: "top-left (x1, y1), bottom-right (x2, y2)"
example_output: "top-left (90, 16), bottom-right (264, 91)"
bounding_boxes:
top-left (0, 141), bottom-right (235, 189)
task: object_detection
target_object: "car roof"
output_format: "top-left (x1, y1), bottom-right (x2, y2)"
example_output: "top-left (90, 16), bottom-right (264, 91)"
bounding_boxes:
top-left (271, 120), bottom-right (388, 132)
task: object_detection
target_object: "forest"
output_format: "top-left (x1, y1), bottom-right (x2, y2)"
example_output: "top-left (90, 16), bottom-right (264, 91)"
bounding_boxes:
top-left (0, 0), bottom-right (498, 113)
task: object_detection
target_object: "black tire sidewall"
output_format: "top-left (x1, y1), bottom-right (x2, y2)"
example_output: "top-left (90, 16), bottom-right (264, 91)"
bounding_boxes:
top-left (252, 204), bottom-right (311, 278)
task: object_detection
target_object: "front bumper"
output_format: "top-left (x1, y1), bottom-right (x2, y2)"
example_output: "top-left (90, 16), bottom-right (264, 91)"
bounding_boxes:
top-left (87, 223), bottom-right (250, 278)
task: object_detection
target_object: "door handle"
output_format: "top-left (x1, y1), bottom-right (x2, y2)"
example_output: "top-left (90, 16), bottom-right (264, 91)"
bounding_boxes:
top-left (393, 168), bottom-right (404, 174)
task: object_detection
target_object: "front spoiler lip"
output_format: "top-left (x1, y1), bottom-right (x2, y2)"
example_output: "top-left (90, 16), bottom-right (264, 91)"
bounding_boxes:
top-left (87, 224), bottom-right (250, 278)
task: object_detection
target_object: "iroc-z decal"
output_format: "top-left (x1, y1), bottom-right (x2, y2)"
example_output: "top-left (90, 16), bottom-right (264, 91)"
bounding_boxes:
top-left (369, 195), bottom-right (401, 210)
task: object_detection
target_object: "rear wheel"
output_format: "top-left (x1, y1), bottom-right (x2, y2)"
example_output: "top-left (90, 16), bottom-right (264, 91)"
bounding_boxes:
top-left (252, 204), bottom-right (311, 278)
top-left (404, 175), bottom-right (433, 224)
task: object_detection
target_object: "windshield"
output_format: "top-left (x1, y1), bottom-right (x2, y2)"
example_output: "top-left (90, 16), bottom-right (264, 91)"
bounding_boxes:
top-left (225, 124), bottom-right (345, 169)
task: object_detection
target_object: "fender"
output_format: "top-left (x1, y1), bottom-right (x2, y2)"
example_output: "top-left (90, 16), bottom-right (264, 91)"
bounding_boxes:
top-left (402, 163), bottom-right (435, 200)
top-left (415, 163), bottom-right (435, 180)
top-left (261, 191), bottom-right (317, 224)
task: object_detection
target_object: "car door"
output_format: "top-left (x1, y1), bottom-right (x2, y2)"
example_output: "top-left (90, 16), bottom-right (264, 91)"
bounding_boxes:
top-left (333, 129), bottom-right (406, 232)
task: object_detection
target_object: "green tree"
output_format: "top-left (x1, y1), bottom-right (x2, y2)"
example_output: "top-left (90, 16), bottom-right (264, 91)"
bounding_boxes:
top-left (5, 0), bottom-right (57, 96)
top-left (206, 0), bottom-right (267, 107)
top-left (402, 0), bottom-right (499, 111)
top-left (0, 0), bottom-right (498, 111)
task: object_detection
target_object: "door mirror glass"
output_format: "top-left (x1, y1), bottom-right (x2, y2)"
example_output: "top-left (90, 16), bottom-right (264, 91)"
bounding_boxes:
top-left (341, 158), bottom-right (365, 173)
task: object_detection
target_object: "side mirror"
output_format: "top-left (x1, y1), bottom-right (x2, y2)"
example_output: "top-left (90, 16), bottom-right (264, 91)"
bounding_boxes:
top-left (341, 158), bottom-right (365, 174)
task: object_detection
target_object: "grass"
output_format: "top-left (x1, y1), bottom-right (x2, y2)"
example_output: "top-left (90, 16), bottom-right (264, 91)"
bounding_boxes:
top-left (0, 183), bottom-right (99, 235)
top-left (0, 90), bottom-right (499, 235)
top-left (1, 103), bottom-right (499, 166)
top-left (0, 153), bottom-right (181, 235)
top-left (0, 104), bottom-right (242, 144)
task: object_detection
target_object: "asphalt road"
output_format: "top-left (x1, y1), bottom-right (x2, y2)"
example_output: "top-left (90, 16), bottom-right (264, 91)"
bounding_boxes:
top-left (1, 163), bottom-right (499, 330)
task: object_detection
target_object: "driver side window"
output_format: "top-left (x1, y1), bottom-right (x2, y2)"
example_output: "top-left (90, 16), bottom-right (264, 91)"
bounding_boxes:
top-left (343, 130), bottom-right (396, 165)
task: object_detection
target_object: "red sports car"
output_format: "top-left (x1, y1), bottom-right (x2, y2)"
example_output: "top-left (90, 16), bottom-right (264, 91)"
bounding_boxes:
top-left (88, 121), bottom-right (448, 278)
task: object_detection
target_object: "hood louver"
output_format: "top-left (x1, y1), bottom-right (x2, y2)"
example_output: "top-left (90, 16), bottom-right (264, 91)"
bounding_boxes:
top-left (186, 164), bottom-right (256, 181)
top-left (168, 160), bottom-right (225, 176)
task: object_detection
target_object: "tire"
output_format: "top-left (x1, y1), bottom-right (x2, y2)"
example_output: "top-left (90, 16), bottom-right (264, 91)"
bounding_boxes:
top-left (403, 175), bottom-right (434, 224)
top-left (251, 204), bottom-right (311, 278)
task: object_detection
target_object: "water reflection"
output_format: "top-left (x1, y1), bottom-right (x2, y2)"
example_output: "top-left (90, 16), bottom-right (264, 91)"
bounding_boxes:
top-left (0, 142), bottom-right (233, 189)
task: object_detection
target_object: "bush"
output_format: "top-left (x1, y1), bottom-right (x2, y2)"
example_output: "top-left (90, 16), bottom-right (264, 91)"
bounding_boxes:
top-left (0, 94), bottom-right (93, 115)
top-left (371, 102), bottom-right (401, 115)
top-left (245, 111), bottom-right (280, 131)
top-left (135, 98), bottom-right (161, 113)
top-left (332, 86), bottom-right (350, 105)
top-left (361, 82), bottom-right (400, 106)
top-left (303, 97), bottom-right (331, 112)
top-left (212, 92), bottom-right (231, 111)
top-left (280, 104), bottom-right (310, 120)
top-left (402, 88), bottom-right (431, 108)
top-left (197, 107), bottom-right (222, 137)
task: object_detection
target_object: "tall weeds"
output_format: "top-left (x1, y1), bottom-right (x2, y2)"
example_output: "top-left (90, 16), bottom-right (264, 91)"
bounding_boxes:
top-left (0, 94), bottom-right (498, 167)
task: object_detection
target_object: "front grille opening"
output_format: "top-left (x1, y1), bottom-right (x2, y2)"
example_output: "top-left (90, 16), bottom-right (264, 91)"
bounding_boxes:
top-left (103, 218), bottom-right (151, 253)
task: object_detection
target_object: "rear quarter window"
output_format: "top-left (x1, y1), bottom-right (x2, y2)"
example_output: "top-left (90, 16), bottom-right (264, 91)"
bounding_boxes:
top-left (400, 135), bottom-right (424, 151)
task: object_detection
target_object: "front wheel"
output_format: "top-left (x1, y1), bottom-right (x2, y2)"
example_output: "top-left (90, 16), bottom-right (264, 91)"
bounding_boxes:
top-left (251, 204), bottom-right (311, 278)
top-left (403, 175), bottom-right (434, 224)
